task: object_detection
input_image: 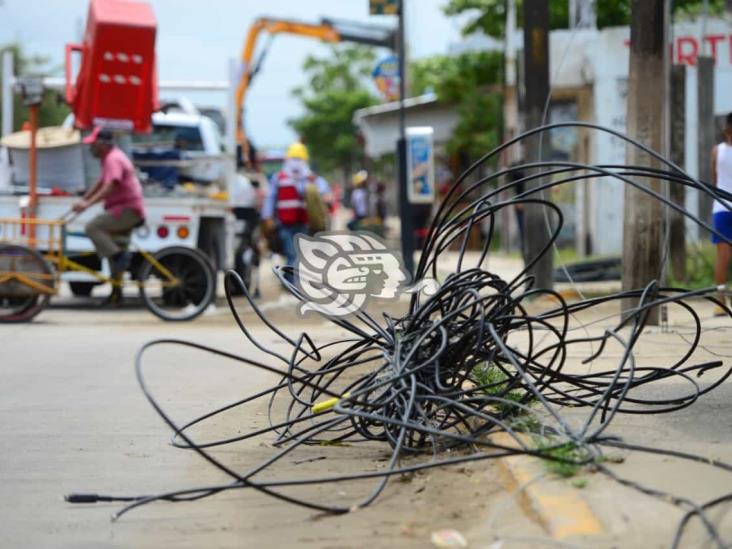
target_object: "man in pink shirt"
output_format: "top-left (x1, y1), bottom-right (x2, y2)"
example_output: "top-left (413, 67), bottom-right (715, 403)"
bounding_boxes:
top-left (73, 127), bottom-right (146, 305)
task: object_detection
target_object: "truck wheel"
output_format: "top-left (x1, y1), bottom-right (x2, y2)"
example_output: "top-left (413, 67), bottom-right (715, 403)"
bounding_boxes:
top-left (69, 281), bottom-right (99, 297)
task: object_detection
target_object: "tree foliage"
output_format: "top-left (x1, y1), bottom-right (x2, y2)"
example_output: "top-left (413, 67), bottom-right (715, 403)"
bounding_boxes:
top-left (0, 43), bottom-right (70, 133)
top-left (411, 50), bottom-right (503, 160)
top-left (443, 0), bottom-right (725, 40)
top-left (289, 45), bottom-right (378, 176)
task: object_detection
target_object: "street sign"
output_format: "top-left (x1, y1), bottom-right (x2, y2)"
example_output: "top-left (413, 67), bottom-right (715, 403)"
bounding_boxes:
top-left (406, 127), bottom-right (435, 204)
top-left (372, 55), bottom-right (400, 101)
top-left (370, 0), bottom-right (398, 15)
top-left (14, 76), bottom-right (43, 107)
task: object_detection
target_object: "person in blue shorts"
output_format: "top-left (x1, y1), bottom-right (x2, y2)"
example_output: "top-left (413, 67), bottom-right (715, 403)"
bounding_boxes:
top-left (711, 113), bottom-right (732, 315)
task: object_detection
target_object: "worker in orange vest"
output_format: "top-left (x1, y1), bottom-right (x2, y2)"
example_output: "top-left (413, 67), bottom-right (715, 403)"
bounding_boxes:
top-left (261, 142), bottom-right (332, 280)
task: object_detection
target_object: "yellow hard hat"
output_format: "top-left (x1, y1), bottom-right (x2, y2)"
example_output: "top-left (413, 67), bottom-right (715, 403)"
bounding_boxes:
top-left (286, 141), bottom-right (309, 161)
top-left (352, 169), bottom-right (368, 186)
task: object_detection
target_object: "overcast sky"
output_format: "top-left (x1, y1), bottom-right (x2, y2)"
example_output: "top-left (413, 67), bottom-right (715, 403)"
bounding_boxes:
top-left (0, 0), bottom-right (465, 147)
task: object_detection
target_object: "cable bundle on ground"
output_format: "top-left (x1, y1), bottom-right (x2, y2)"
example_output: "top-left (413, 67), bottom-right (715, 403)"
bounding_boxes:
top-left (68, 123), bottom-right (732, 548)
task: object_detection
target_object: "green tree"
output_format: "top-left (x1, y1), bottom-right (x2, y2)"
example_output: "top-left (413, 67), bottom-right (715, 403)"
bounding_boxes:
top-left (289, 45), bottom-right (378, 178)
top-left (443, 0), bottom-right (565, 39)
top-left (0, 43), bottom-right (70, 133)
top-left (443, 0), bottom-right (725, 39)
top-left (411, 50), bottom-right (503, 161)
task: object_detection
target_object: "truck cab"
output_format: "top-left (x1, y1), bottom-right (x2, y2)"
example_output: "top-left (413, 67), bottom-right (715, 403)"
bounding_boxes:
top-left (130, 108), bottom-right (228, 184)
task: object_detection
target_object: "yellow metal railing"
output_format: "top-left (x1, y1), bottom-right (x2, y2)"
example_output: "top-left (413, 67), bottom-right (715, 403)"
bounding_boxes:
top-left (0, 217), bottom-right (65, 257)
top-left (0, 217), bottom-right (65, 297)
top-left (0, 215), bottom-right (180, 296)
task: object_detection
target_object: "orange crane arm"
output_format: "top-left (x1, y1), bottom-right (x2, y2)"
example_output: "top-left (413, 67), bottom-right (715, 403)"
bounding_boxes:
top-left (234, 18), bottom-right (341, 153)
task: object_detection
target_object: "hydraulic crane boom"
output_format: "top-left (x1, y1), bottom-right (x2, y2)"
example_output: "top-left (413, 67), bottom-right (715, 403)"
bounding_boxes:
top-left (235, 16), bottom-right (396, 166)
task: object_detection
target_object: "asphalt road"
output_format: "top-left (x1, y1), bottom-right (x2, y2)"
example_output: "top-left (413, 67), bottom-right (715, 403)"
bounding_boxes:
top-left (0, 297), bottom-right (532, 548)
top-left (3, 280), bottom-right (732, 548)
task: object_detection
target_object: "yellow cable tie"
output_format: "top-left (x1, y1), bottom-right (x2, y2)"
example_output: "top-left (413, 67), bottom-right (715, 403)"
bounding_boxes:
top-left (311, 392), bottom-right (351, 415)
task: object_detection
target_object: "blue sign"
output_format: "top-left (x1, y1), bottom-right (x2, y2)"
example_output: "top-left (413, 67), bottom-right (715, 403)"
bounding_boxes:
top-left (372, 55), bottom-right (400, 101)
top-left (406, 127), bottom-right (435, 204)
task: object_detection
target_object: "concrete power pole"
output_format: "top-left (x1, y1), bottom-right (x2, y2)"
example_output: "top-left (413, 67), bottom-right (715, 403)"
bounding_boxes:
top-left (522, 0), bottom-right (553, 291)
top-left (670, 65), bottom-right (687, 283)
top-left (697, 57), bottom-right (715, 235)
top-left (622, 0), bottom-right (669, 324)
top-left (502, 0), bottom-right (519, 253)
top-left (396, 0), bottom-right (414, 277)
top-left (570, 0), bottom-right (597, 29)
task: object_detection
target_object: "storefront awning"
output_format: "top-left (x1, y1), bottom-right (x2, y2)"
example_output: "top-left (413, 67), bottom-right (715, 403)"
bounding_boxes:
top-left (353, 93), bottom-right (459, 157)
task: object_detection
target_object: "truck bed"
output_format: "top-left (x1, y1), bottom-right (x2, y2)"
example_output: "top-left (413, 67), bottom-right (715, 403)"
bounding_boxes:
top-left (0, 193), bottom-right (234, 280)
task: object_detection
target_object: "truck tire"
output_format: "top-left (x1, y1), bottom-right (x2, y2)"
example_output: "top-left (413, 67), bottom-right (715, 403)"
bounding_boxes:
top-left (66, 255), bottom-right (103, 297)
top-left (69, 281), bottom-right (99, 297)
top-left (197, 218), bottom-right (225, 271)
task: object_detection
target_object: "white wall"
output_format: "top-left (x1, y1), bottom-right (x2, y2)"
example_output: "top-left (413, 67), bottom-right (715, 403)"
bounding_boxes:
top-left (548, 18), bottom-right (732, 254)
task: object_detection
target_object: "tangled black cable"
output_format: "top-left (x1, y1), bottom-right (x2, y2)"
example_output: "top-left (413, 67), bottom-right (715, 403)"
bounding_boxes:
top-left (67, 122), bottom-right (732, 548)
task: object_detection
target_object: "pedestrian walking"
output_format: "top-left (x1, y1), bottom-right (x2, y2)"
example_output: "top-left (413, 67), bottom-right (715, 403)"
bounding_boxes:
top-left (261, 142), bottom-right (332, 280)
top-left (374, 181), bottom-right (387, 223)
top-left (230, 172), bottom-right (261, 297)
top-left (711, 113), bottom-right (732, 315)
top-left (347, 170), bottom-right (369, 231)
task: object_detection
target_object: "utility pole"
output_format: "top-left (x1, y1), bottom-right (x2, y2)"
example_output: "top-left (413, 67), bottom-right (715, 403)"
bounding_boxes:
top-left (522, 0), bottom-right (553, 290)
top-left (501, 0), bottom-right (518, 253)
top-left (396, 0), bottom-right (414, 277)
top-left (697, 0), bottom-right (715, 234)
top-left (670, 64), bottom-right (687, 283)
top-left (697, 56), bottom-right (715, 235)
top-left (569, 0), bottom-right (597, 29)
top-left (622, 0), bottom-right (669, 324)
top-left (14, 77), bottom-right (43, 246)
top-left (1, 50), bottom-right (13, 136)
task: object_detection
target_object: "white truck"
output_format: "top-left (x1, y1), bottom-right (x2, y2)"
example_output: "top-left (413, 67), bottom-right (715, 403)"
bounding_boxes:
top-left (0, 105), bottom-right (256, 297)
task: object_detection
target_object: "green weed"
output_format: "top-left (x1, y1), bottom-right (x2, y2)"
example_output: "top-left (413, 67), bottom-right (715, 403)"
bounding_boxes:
top-left (534, 438), bottom-right (589, 478)
top-left (471, 362), bottom-right (529, 417)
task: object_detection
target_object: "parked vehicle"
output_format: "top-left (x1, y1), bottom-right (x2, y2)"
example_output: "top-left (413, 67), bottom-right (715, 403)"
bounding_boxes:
top-left (0, 105), bottom-right (267, 298)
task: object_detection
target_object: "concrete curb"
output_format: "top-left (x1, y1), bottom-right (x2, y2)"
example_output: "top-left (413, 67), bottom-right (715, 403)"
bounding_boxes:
top-left (491, 433), bottom-right (604, 540)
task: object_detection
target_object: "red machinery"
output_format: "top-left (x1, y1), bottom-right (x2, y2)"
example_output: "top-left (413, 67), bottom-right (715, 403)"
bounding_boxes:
top-left (65, 0), bottom-right (158, 133)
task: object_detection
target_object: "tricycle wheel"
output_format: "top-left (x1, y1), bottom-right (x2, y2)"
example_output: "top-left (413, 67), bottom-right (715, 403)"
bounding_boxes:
top-left (0, 244), bottom-right (54, 322)
top-left (139, 246), bottom-right (215, 321)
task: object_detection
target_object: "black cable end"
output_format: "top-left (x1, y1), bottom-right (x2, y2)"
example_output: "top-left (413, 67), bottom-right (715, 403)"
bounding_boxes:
top-left (65, 493), bottom-right (100, 504)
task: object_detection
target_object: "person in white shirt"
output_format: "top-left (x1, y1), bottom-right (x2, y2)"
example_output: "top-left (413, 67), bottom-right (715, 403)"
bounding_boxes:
top-left (711, 113), bottom-right (732, 315)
